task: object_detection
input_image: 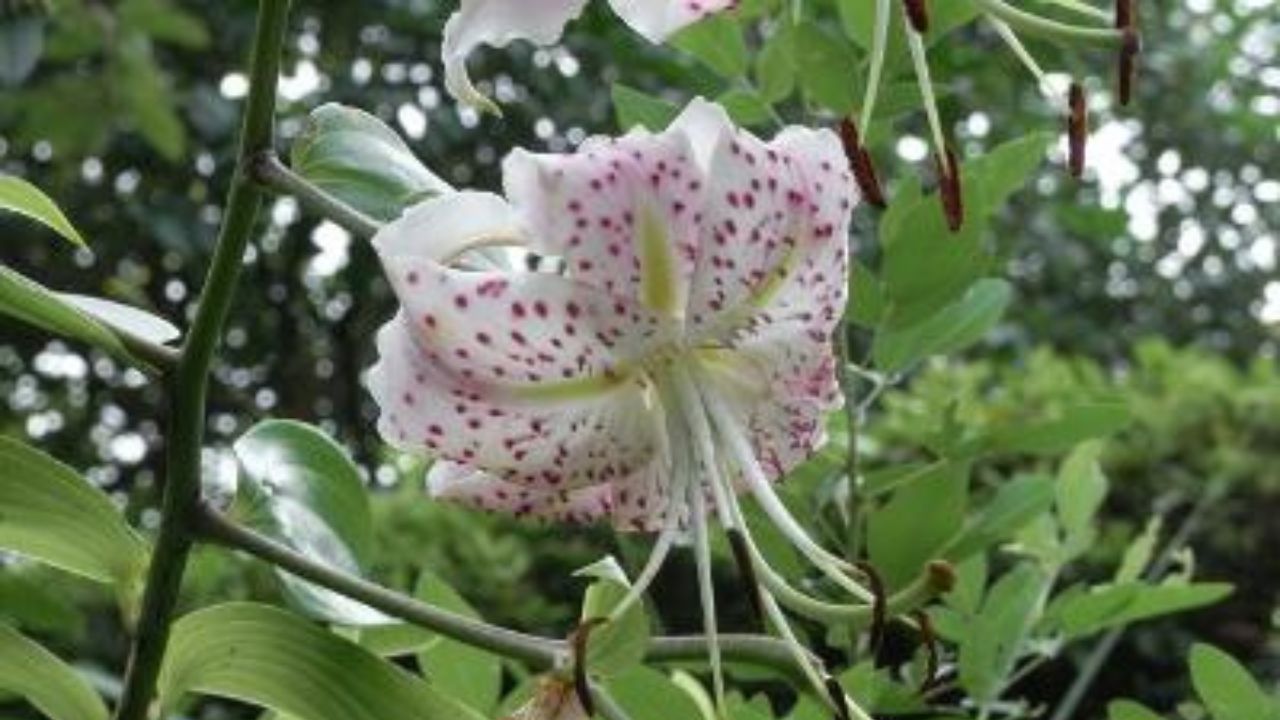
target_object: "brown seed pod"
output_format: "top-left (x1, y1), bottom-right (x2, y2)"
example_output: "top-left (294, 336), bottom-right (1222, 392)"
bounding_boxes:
top-left (935, 148), bottom-right (964, 232)
top-left (1068, 82), bottom-right (1088, 178)
top-left (838, 118), bottom-right (887, 208)
top-left (903, 0), bottom-right (930, 34)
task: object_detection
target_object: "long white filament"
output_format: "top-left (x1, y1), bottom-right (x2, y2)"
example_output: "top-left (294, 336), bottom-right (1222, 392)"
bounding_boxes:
top-left (606, 506), bottom-right (682, 623)
top-left (697, 386), bottom-right (874, 603)
top-left (857, 0), bottom-right (894, 133)
top-left (690, 480), bottom-right (726, 711)
top-left (987, 17), bottom-right (1066, 106)
top-left (904, 23), bottom-right (948, 160)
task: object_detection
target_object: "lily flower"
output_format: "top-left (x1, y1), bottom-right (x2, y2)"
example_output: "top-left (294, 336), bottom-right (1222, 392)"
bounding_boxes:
top-left (367, 98), bottom-right (873, 715)
top-left (442, 0), bottom-right (735, 114)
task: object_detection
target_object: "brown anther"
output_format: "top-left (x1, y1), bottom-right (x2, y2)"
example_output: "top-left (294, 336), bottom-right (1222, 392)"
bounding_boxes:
top-left (903, 0), bottom-right (930, 34)
top-left (569, 618), bottom-right (606, 716)
top-left (825, 675), bottom-right (853, 720)
top-left (1117, 27), bottom-right (1141, 107)
top-left (838, 118), bottom-right (887, 208)
top-left (912, 610), bottom-right (941, 693)
top-left (726, 528), bottom-right (766, 629)
top-left (1067, 82), bottom-right (1088, 179)
top-left (854, 561), bottom-right (887, 665)
top-left (935, 148), bottom-right (964, 232)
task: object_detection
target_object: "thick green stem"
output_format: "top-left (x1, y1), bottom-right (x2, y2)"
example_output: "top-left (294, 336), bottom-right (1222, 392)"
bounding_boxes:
top-left (112, 3), bottom-right (291, 719)
top-left (249, 152), bottom-right (382, 240)
top-left (194, 504), bottom-right (810, 680)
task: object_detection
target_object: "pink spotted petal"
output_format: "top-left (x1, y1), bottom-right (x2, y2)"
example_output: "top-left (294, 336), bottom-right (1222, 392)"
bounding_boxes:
top-left (502, 127), bottom-right (705, 318)
top-left (685, 116), bottom-right (855, 343)
top-left (605, 0), bottom-right (738, 42)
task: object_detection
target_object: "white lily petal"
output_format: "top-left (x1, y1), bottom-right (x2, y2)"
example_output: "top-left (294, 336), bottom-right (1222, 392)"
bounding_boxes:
top-left (441, 0), bottom-right (591, 113)
top-left (606, 0), bottom-right (738, 43)
top-left (373, 190), bottom-right (526, 264)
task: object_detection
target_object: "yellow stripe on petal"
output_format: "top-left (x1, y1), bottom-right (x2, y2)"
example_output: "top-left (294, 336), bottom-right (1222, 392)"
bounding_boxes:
top-left (508, 367), bottom-right (635, 403)
top-left (637, 203), bottom-right (682, 317)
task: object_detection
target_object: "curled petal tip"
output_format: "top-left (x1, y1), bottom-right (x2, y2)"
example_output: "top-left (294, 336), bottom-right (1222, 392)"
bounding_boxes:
top-left (903, 0), bottom-right (930, 33)
top-left (935, 149), bottom-right (964, 233)
top-left (1067, 82), bottom-right (1088, 179)
top-left (838, 119), bottom-right (888, 208)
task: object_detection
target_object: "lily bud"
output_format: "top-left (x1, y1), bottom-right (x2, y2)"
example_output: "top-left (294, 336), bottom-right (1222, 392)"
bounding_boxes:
top-left (838, 118), bottom-right (887, 208)
top-left (903, 0), bottom-right (929, 34)
top-left (935, 148), bottom-right (964, 232)
top-left (1067, 82), bottom-right (1088, 178)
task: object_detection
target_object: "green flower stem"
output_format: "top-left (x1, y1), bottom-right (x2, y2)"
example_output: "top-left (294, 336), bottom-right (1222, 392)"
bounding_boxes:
top-left (834, 317), bottom-right (862, 558)
top-left (249, 152), bottom-right (383, 240)
top-left (112, 3), bottom-right (292, 719)
top-left (113, 326), bottom-right (180, 375)
top-left (194, 504), bottom-right (813, 681)
top-left (971, 0), bottom-right (1125, 45)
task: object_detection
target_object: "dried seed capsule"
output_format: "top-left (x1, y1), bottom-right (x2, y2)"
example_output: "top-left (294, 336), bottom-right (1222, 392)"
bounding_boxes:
top-left (935, 148), bottom-right (964, 232)
top-left (903, 0), bottom-right (930, 33)
top-left (1068, 82), bottom-right (1088, 178)
top-left (838, 118), bottom-right (887, 208)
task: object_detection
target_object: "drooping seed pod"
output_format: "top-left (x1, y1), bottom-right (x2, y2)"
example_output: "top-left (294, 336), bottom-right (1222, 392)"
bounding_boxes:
top-left (903, 0), bottom-right (930, 34)
top-left (935, 148), bottom-right (964, 232)
top-left (838, 118), bottom-right (887, 208)
top-left (1068, 82), bottom-right (1088, 178)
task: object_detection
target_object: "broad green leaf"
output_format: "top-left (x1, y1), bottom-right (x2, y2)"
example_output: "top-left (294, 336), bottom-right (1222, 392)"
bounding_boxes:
top-left (0, 570), bottom-right (84, 638)
top-left (945, 474), bottom-right (1055, 562)
top-left (158, 603), bottom-right (484, 720)
top-left (989, 400), bottom-right (1132, 455)
top-left (414, 570), bottom-right (502, 715)
top-left (231, 420), bottom-right (383, 624)
top-left (0, 174), bottom-right (84, 245)
top-left (291, 103), bottom-right (452, 221)
top-left (115, 36), bottom-right (186, 161)
top-left (867, 460), bottom-right (969, 588)
top-left (1108, 700), bottom-right (1165, 720)
top-left (0, 267), bottom-right (127, 357)
top-left (873, 278), bottom-right (1012, 371)
top-left (606, 666), bottom-right (704, 720)
top-left (958, 563), bottom-right (1048, 703)
top-left (0, 17), bottom-right (45, 87)
top-left (716, 88), bottom-right (774, 127)
top-left (118, 0), bottom-right (210, 48)
top-left (848, 259), bottom-right (885, 328)
top-left (1055, 441), bottom-right (1108, 554)
top-left (0, 624), bottom-right (108, 720)
top-left (1189, 644), bottom-right (1276, 720)
top-left (754, 23), bottom-right (796, 103)
top-left (671, 15), bottom-right (747, 78)
top-left (793, 21), bottom-right (861, 114)
top-left (59, 293), bottom-right (180, 344)
top-left (840, 662), bottom-right (928, 713)
top-left (1046, 583), bottom-right (1232, 639)
top-left (576, 556), bottom-right (650, 678)
top-left (612, 84), bottom-right (680, 131)
top-left (0, 436), bottom-right (148, 586)
top-left (1115, 517), bottom-right (1163, 584)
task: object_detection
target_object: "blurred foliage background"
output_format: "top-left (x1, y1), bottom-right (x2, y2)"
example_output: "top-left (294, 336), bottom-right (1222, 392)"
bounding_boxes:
top-left (1, 0), bottom-right (1277, 716)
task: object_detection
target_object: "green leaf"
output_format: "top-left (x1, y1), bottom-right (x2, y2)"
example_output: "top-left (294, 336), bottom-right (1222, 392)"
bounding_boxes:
top-left (576, 556), bottom-right (650, 678)
top-left (754, 23), bottom-right (796, 103)
top-left (873, 278), bottom-right (1012, 371)
top-left (0, 436), bottom-right (148, 586)
top-left (0, 17), bottom-right (46, 87)
top-left (945, 474), bottom-right (1055, 562)
top-left (792, 21), bottom-right (861, 114)
top-left (0, 624), bottom-right (108, 720)
top-left (59, 294), bottom-right (180, 344)
top-left (414, 571), bottom-right (502, 715)
top-left (1108, 699), bottom-right (1165, 720)
top-left (716, 88), bottom-right (774, 127)
top-left (0, 570), bottom-right (85, 638)
top-left (606, 666), bottom-right (705, 720)
top-left (291, 103), bottom-right (452, 221)
top-left (158, 603), bottom-right (485, 720)
top-left (1115, 517), bottom-right (1162, 584)
top-left (612, 84), bottom-right (680, 131)
top-left (1189, 644), bottom-right (1276, 720)
top-left (1048, 583), bottom-right (1233, 639)
top-left (0, 174), bottom-right (85, 245)
top-left (671, 15), bottom-right (748, 78)
top-left (867, 461), bottom-right (969, 588)
top-left (114, 36), bottom-right (186, 161)
top-left (848, 259), bottom-right (885, 328)
top-left (989, 401), bottom-right (1132, 455)
top-left (118, 0), bottom-right (210, 48)
top-left (231, 420), bottom-right (382, 624)
top-left (1055, 441), bottom-right (1108, 554)
top-left (958, 563), bottom-right (1048, 703)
